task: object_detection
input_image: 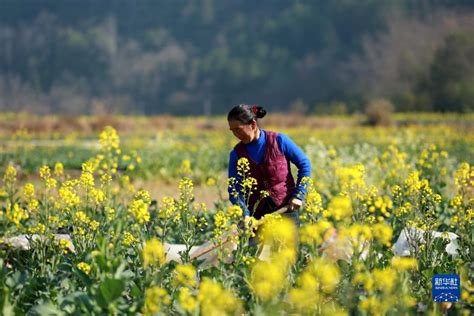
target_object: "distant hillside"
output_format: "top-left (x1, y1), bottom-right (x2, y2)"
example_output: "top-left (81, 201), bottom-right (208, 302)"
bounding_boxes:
top-left (0, 0), bottom-right (473, 114)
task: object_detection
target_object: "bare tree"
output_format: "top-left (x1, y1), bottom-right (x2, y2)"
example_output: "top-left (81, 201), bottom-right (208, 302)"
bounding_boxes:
top-left (344, 9), bottom-right (474, 102)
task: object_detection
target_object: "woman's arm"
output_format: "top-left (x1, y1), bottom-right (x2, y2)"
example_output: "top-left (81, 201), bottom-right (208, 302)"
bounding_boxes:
top-left (277, 134), bottom-right (312, 200)
top-left (228, 150), bottom-right (250, 216)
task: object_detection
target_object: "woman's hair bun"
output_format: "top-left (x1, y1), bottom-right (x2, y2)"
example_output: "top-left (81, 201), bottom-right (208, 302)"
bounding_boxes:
top-left (252, 105), bottom-right (267, 119)
top-left (227, 104), bottom-right (267, 124)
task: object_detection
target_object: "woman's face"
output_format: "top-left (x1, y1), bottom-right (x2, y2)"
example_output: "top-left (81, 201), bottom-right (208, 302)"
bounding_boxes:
top-left (228, 119), bottom-right (257, 144)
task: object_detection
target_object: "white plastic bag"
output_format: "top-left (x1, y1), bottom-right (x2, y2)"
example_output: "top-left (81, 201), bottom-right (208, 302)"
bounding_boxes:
top-left (393, 227), bottom-right (459, 257)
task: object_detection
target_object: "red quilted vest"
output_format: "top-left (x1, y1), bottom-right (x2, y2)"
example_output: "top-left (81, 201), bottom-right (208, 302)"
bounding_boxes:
top-left (234, 130), bottom-right (296, 218)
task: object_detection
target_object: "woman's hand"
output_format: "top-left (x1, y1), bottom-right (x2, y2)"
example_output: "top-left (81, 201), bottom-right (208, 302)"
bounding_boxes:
top-left (288, 197), bottom-right (302, 211)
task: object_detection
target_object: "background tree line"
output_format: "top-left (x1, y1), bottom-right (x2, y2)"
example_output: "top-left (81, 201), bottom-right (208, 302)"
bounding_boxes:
top-left (0, 0), bottom-right (473, 115)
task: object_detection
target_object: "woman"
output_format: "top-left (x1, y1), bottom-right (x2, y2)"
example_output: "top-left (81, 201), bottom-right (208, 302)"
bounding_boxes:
top-left (227, 104), bottom-right (311, 225)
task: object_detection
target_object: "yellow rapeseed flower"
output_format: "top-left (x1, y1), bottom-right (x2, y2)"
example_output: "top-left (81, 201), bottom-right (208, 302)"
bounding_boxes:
top-left (227, 205), bottom-right (242, 219)
top-left (54, 162), bottom-right (64, 177)
top-left (80, 170), bottom-right (95, 188)
top-left (27, 223), bottom-right (46, 234)
top-left (59, 185), bottom-right (81, 208)
top-left (142, 238), bottom-right (166, 268)
top-left (100, 173), bottom-right (112, 185)
top-left (74, 211), bottom-right (91, 224)
top-left (159, 196), bottom-right (177, 220)
top-left (179, 159), bottom-right (192, 175)
top-left (39, 165), bottom-right (57, 189)
top-left (260, 215), bottom-right (297, 251)
top-left (299, 220), bottom-right (333, 245)
top-left (373, 222), bottom-right (393, 247)
top-left (214, 211), bottom-right (227, 229)
top-left (373, 268), bottom-right (396, 294)
top-left (105, 207), bottom-right (115, 221)
top-left (178, 177), bottom-right (194, 202)
top-left (123, 231), bottom-right (139, 246)
top-left (197, 278), bottom-right (242, 316)
top-left (327, 196), bottom-right (352, 221)
top-left (39, 165), bottom-right (49, 180)
top-left (3, 165), bottom-right (17, 185)
top-left (454, 162), bottom-right (473, 190)
top-left (6, 203), bottom-right (29, 226)
top-left (27, 199), bottom-right (39, 211)
top-left (178, 287), bottom-right (197, 313)
top-left (90, 188), bottom-right (106, 205)
top-left (22, 183), bottom-right (35, 199)
top-left (404, 171), bottom-right (422, 195)
top-left (359, 296), bottom-right (387, 315)
top-left (129, 199), bottom-right (150, 224)
top-left (250, 261), bottom-right (286, 302)
top-left (304, 191), bottom-right (323, 216)
top-left (206, 177), bottom-right (216, 186)
top-left (22, 183), bottom-right (39, 211)
top-left (144, 287), bottom-right (171, 315)
top-left (305, 258), bottom-right (340, 294)
top-left (172, 264), bottom-right (197, 288)
top-left (237, 157), bottom-right (250, 177)
top-left (89, 220), bottom-right (100, 231)
top-left (77, 262), bottom-right (91, 275)
top-left (391, 257), bottom-right (418, 271)
top-left (289, 258), bottom-right (341, 312)
top-left (335, 164), bottom-right (366, 193)
top-left (242, 177), bottom-right (257, 192)
top-left (99, 126), bottom-right (120, 152)
top-left (134, 190), bottom-right (152, 205)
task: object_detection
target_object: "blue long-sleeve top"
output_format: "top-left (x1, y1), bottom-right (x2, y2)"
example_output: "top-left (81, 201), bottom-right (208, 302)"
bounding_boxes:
top-left (228, 129), bottom-right (311, 216)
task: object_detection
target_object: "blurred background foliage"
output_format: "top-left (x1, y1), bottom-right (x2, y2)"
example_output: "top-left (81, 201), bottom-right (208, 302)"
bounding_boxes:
top-left (0, 0), bottom-right (473, 115)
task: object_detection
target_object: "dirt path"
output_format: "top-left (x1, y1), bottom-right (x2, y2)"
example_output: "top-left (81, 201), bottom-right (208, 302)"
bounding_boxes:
top-left (133, 173), bottom-right (229, 210)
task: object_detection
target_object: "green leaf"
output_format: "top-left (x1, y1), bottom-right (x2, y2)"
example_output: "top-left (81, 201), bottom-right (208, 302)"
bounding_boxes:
top-left (60, 278), bottom-right (70, 291)
top-left (95, 254), bottom-right (108, 271)
top-left (114, 262), bottom-right (133, 279)
top-left (423, 269), bottom-right (433, 281)
top-left (130, 282), bottom-right (141, 299)
top-left (32, 302), bottom-right (65, 316)
top-left (5, 271), bottom-right (26, 291)
top-left (99, 278), bottom-right (125, 303)
top-left (336, 259), bottom-right (351, 274)
top-left (1, 289), bottom-right (14, 316)
top-left (432, 237), bottom-right (449, 254)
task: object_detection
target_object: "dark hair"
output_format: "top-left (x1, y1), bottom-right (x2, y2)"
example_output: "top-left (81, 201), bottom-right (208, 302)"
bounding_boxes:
top-left (227, 104), bottom-right (267, 124)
